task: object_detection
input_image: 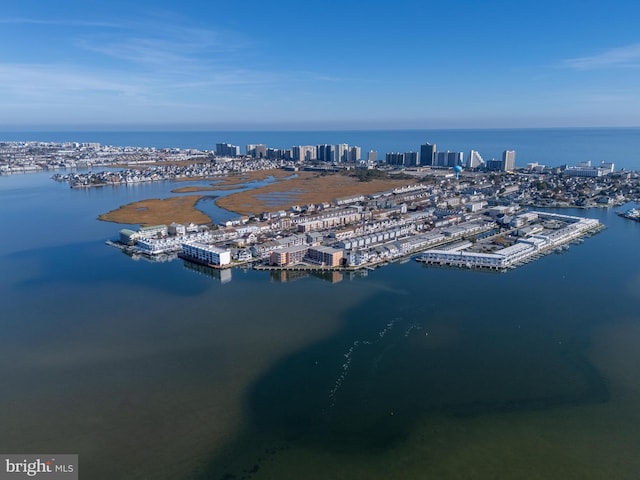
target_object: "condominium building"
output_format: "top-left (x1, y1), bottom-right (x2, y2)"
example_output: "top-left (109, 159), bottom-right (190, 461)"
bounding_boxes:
top-left (269, 245), bottom-right (308, 266)
top-left (468, 150), bottom-right (485, 169)
top-left (349, 146), bottom-right (361, 162)
top-left (181, 242), bottom-right (231, 266)
top-left (317, 144), bottom-right (335, 162)
top-left (293, 145), bottom-right (316, 162)
top-left (336, 143), bottom-right (349, 163)
top-left (307, 246), bottom-right (344, 267)
top-left (435, 151), bottom-right (464, 167)
top-left (386, 152), bottom-right (405, 166)
top-left (404, 151), bottom-right (419, 167)
top-left (246, 144), bottom-right (267, 158)
top-left (215, 143), bottom-right (240, 157)
top-left (502, 150), bottom-right (516, 172)
top-left (420, 142), bottom-right (436, 166)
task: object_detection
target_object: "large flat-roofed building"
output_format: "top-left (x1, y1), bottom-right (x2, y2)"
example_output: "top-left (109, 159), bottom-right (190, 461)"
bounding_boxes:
top-left (269, 245), bottom-right (308, 266)
top-left (182, 242), bottom-right (231, 266)
top-left (564, 161), bottom-right (615, 177)
top-left (119, 228), bottom-right (139, 245)
top-left (139, 224), bottom-right (168, 238)
top-left (307, 246), bottom-right (344, 267)
top-left (215, 143), bottom-right (240, 157)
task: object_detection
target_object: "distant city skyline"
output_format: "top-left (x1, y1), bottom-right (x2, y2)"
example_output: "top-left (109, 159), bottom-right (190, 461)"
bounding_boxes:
top-left (2, 0), bottom-right (640, 130)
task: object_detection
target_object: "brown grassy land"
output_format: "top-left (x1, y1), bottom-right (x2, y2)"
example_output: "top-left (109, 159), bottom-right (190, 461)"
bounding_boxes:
top-left (171, 168), bottom-right (295, 192)
top-left (98, 195), bottom-right (211, 227)
top-left (171, 185), bottom-right (243, 193)
top-left (97, 170), bottom-right (418, 226)
top-left (216, 171), bottom-right (417, 216)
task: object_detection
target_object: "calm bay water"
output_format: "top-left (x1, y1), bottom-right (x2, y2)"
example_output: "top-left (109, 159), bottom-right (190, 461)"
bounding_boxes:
top-left (1, 129), bottom-right (639, 479)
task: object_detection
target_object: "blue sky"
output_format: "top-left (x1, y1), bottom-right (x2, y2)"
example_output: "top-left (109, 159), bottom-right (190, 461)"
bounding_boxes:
top-left (1, 0), bottom-right (640, 130)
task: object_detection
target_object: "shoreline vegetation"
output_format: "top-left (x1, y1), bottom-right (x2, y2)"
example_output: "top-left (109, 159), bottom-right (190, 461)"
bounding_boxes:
top-left (98, 195), bottom-right (211, 226)
top-left (98, 169), bottom-right (419, 225)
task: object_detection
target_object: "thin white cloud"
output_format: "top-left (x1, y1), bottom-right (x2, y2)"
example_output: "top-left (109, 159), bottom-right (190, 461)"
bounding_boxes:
top-left (565, 43), bottom-right (640, 69)
top-left (0, 17), bottom-right (122, 28)
top-left (0, 63), bottom-right (144, 97)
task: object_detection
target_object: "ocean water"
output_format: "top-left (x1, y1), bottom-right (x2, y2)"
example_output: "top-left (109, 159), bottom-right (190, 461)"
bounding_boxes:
top-left (0, 129), bottom-right (639, 479)
top-left (1, 127), bottom-right (640, 171)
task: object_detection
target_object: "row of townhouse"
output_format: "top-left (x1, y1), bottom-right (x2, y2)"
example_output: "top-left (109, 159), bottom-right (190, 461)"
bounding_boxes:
top-left (337, 224), bottom-right (416, 250)
top-left (135, 230), bottom-right (215, 255)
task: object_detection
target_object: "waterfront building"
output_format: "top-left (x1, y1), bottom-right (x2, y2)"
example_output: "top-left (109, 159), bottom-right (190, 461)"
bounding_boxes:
top-left (269, 245), bottom-right (308, 266)
top-left (349, 146), bottom-right (361, 162)
top-left (317, 144), bottom-right (335, 162)
top-left (405, 151), bottom-right (419, 167)
top-left (246, 144), bottom-right (267, 158)
top-left (168, 222), bottom-right (187, 236)
top-left (386, 152), bottom-right (405, 166)
top-left (306, 246), bottom-right (344, 267)
top-left (486, 158), bottom-right (504, 171)
top-left (266, 147), bottom-right (282, 159)
top-left (503, 150), bottom-right (516, 172)
top-left (139, 225), bottom-right (168, 238)
top-left (435, 151), bottom-right (464, 167)
top-left (215, 143), bottom-right (240, 157)
top-left (336, 144), bottom-right (349, 163)
top-left (293, 145), bottom-right (316, 162)
top-left (564, 160), bottom-right (615, 177)
top-left (420, 142), bottom-right (436, 166)
top-left (119, 228), bottom-right (138, 245)
top-left (468, 150), bottom-right (485, 169)
top-left (181, 242), bottom-right (231, 266)
top-left (367, 150), bottom-right (378, 162)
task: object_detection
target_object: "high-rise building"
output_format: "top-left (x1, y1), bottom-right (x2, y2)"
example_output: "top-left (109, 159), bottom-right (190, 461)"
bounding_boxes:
top-left (420, 142), bottom-right (436, 166)
top-left (405, 151), bottom-right (419, 167)
top-left (468, 150), bottom-right (485, 169)
top-left (435, 151), bottom-right (463, 167)
top-left (246, 144), bottom-right (267, 158)
top-left (266, 148), bottom-right (282, 159)
top-left (386, 152), bottom-right (405, 166)
top-left (449, 151), bottom-right (464, 167)
top-left (336, 143), bottom-right (349, 163)
top-left (486, 158), bottom-right (503, 171)
top-left (367, 150), bottom-right (378, 162)
top-left (293, 145), bottom-right (316, 162)
top-left (349, 146), bottom-right (361, 162)
top-left (216, 143), bottom-right (240, 157)
top-left (255, 144), bottom-right (267, 158)
top-left (316, 144), bottom-right (334, 162)
top-left (502, 150), bottom-right (516, 172)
